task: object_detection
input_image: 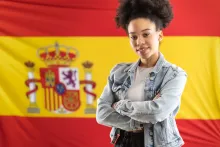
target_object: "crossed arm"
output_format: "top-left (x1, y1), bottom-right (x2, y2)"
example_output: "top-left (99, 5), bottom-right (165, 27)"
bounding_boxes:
top-left (112, 72), bottom-right (187, 124)
top-left (96, 77), bottom-right (143, 131)
top-left (96, 68), bottom-right (187, 130)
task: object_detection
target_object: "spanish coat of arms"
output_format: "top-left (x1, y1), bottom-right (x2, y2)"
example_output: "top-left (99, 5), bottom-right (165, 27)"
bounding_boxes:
top-left (24, 42), bottom-right (97, 114)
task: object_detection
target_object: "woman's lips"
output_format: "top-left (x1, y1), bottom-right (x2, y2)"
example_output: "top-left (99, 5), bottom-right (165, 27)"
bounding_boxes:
top-left (136, 47), bottom-right (150, 54)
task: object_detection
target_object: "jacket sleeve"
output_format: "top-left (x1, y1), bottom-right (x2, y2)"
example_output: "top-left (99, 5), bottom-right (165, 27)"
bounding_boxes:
top-left (96, 65), bottom-right (143, 131)
top-left (114, 71), bottom-right (187, 124)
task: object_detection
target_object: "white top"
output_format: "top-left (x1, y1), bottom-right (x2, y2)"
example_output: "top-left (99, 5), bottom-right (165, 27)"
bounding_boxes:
top-left (127, 66), bottom-right (153, 101)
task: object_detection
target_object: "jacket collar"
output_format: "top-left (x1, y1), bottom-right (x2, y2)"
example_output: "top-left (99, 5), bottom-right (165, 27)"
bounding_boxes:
top-left (124, 52), bottom-right (167, 75)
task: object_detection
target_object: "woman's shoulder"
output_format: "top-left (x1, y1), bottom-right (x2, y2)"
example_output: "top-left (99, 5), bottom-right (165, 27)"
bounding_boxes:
top-left (158, 61), bottom-right (187, 89)
top-left (163, 61), bottom-right (187, 77)
top-left (109, 62), bottom-right (133, 75)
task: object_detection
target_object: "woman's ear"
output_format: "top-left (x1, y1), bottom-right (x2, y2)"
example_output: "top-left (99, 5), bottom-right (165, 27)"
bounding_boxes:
top-left (158, 31), bottom-right (163, 42)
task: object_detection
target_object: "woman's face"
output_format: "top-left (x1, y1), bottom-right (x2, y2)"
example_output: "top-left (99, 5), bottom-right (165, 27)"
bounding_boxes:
top-left (127, 18), bottom-right (163, 60)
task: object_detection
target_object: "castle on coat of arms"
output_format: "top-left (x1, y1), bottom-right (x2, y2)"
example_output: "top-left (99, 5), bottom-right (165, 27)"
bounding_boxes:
top-left (24, 42), bottom-right (97, 114)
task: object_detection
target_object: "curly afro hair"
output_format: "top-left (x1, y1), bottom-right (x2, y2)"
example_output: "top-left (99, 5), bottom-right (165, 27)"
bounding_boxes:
top-left (115, 0), bottom-right (174, 31)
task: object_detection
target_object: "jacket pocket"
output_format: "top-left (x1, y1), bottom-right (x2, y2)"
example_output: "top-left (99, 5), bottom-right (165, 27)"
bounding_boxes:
top-left (112, 84), bottom-right (124, 100)
top-left (164, 118), bottom-right (178, 143)
top-left (154, 118), bottom-right (179, 146)
top-left (154, 122), bottom-right (165, 144)
top-left (112, 84), bottom-right (122, 92)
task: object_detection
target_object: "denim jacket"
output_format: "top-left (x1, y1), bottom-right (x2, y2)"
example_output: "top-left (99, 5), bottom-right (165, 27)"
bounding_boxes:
top-left (96, 52), bottom-right (187, 147)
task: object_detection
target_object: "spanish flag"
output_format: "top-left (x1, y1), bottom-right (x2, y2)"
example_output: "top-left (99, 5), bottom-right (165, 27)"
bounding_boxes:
top-left (0, 0), bottom-right (220, 147)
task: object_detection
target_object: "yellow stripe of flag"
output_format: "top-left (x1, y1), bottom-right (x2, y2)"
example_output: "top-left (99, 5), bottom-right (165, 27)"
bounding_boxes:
top-left (0, 37), bottom-right (219, 119)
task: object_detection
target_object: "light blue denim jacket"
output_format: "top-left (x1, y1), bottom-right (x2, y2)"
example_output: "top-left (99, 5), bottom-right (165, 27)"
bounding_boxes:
top-left (96, 52), bottom-right (187, 147)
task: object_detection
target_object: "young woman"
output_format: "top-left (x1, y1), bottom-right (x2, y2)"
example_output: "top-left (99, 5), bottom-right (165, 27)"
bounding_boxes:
top-left (96, 0), bottom-right (187, 146)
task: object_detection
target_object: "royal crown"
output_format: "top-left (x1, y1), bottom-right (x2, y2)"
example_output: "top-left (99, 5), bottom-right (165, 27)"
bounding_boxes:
top-left (37, 42), bottom-right (79, 67)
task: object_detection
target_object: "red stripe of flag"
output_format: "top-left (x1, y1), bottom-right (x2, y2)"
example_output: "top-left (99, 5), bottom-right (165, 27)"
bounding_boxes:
top-left (0, 116), bottom-right (220, 147)
top-left (0, 0), bottom-right (219, 36)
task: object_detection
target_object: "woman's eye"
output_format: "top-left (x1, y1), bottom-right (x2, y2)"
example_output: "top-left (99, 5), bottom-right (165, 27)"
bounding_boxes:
top-left (130, 36), bottom-right (137, 40)
top-left (143, 33), bottom-right (149, 37)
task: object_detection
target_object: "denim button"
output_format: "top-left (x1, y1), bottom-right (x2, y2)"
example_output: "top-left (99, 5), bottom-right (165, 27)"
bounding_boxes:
top-left (149, 73), bottom-right (155, 80)
top-left (149, 72), bottom-right (155, 77)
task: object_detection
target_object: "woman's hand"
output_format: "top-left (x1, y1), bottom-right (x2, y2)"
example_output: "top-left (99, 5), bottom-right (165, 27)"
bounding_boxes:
top-left (112, 102), bottom-right (118, 110)
top-left (153, 93), bottom-right (161, 100)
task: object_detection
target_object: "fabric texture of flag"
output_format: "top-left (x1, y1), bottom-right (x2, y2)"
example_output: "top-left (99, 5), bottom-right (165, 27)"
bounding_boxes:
top-left (0, 0), bottom-right (220, 147)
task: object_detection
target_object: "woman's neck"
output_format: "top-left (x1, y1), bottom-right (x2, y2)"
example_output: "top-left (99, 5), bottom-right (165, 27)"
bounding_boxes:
top-left (139, 52), bottom-right (159, 68)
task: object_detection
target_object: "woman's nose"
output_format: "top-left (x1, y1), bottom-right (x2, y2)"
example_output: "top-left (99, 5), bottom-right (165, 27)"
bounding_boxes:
top-left (136, 36), bottom-right (145, 46)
